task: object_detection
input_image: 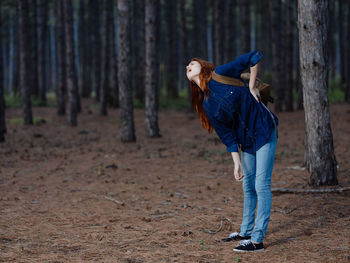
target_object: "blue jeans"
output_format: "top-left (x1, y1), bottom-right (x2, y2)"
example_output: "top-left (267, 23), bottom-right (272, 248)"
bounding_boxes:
top-left (239, 128), bottom-right (277, 243)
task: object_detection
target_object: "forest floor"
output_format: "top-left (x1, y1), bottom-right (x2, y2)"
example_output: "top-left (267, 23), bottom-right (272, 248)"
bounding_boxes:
top-left (0, 100), bottom-right (349, 263)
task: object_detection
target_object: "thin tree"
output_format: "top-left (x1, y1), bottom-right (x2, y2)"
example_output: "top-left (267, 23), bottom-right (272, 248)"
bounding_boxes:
top-left (134, 0), bottom-right (146, 104)
top-left (18, 0), bottom-right (33, 125)
top-left (164, 0), bottom-right (179, 98)
top-left (118, 0), bottom-right (135, 142)
top-left (0, 2), bottom-right (6, 142)
top-left (240, 0), bottom-right (250, 54)
top-left (180, 0), bottom-right (191, 109)
top-left (339, 0), bottom-right (346, 87)
top-left (213, 0), bottom-right (224, 65)
top-left (37, 0), bottom-right (47, 104)
top-left (284, 0), bottom-right (293, 111)
top-left (56, 0), bottom-right (66, 115)
top-left (89, 0), bottom-right (101, 101)
top-left (63, 0), bottom-right (78, 126)
top-left (298, 0), bottom-right (338, 185)
top-left (193, 0), bottom-right (207, 59)
top-left (100, 0), bottom-right (112, 115)
top-left (111, 7), bottom-right (119, 108)
top-left (223, 0), bottom-right (236, 62)
top-left (30, 0), bottom-right (39, 97)
top-left (145, 0), bottom-right (160, 137)
top-left (270, 0), bottom-right (284, 112)
top-left (347, 0), bottom-right (350, 103)
top-left (79, 0), bottom-right (91, 98)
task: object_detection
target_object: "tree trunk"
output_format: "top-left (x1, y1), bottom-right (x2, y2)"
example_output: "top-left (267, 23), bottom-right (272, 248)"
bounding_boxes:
top-left (240, 0), bottom-right (250, 54)
top-left (223, 0), bottom-right (236, 62)
top-left (37, 0), bottom-right (47, 104)
top-left (56, 0), bottom-right (66, 115)
top-left (79, 0), bottom-right (91, 98)
top-left (193, 0), bottom-right (207, 59)
top-left (134, 0), bottom-right (145, 104)
top-left (339, 0), bottom-right (346, 86)
top-left (347, 0), bottom-right (350, 103)
top-left (270, 0), bottom-right (283, 112)
top-left (18, 0), bottom-right (33, 125)
top-left (145, 0), bottom-right (160, 137)
top-left (328, 0), bottom-right (336, 79)
top-left (298, 0), bottom-right (338, 185)
top-left (0, 2), bottom-right (6, 142)
top-left (213, 0), bottom-right (224, 65)
top-left (284, 0), bottom-right (293, 111)
top-left (118, 0), bottom-right (135, 142)
top-left (164, 0), bottom-right (179, 98)
top-left (100, 0), bottom-right (112, 115)
top-left (63, 0), bottom-right (78, 126)
top-left (180, 0), bottom-right (191, 110)
top-left (30, 0), bottom-right (39, 97)
top-left (111, 7), bottom-right (119, 108)
top-left (89, 0), bottom-right (101, 101)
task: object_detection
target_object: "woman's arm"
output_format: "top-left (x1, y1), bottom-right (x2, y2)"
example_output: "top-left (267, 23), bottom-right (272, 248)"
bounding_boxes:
top-left (249, 63), bottom-right (260, 102)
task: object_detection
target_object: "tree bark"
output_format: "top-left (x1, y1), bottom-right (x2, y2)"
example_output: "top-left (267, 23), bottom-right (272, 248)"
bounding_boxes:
top-left (134, 0), bottom-right (146, 104)
top-left (37, 0), bottom-right (47, 104)
top-left (100, 0), bottom-right (113, 115)
top-left (30, 0), bottom-right (39, 97)
top-left (56, 0), bottom-right (66, 115)
top-left (63, 0), bottom-right (78, 126)
top-left (270, 0), bottom-right (284, 112)
top-left (89, 0), bottom-right (101, 101)
top-left (339, 0), bottom-right (345, 86)
top-left (193, 0), bottom-right (207, 59)
top-left (0, 2), bottom-right (6, 142)
top-left (118, 0), bottom-right (135, 142)
top-left (18, 0), bottom-right (33, 125)
top-left (347, 0), bottom-right (350, 103)
top-left (79, 0), bottom-right (91, 98)
top-left (213, 0), bottom-right (224, 65)
top-left (145, 0), bottom-right (160, 137)
top-left (298, 0), bottom-right (338, 185)
top-left (223, 0), bottom-right (236, 62)
top-left (164, 0), bottom-right (179, 98)
top-left (180, 0), bottom-right (191, 110)
top-left (284, 0), bottom-right (293, 111)
top-left (240, 0), bottom-right (250, 54)
top-left (328, 0), bottom-right (336, 79)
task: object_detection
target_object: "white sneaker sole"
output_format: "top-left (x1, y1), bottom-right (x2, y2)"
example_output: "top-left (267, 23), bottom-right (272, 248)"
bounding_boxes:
top-left (233, 248), bottom-right (265, 252)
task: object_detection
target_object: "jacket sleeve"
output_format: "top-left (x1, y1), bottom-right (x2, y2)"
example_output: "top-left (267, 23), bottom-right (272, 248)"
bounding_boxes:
top-left (207, 114), bottom-right (239, 152)
top-left (214, 50), bottom-right (263, 79)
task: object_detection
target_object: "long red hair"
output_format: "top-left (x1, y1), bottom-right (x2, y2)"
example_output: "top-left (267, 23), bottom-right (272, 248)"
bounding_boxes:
top-left (190, 58), bottom-right (215, 133)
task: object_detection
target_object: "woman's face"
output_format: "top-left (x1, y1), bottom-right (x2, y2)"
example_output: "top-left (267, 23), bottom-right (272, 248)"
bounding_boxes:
top-left (186, 61), bottom-right (201, 81)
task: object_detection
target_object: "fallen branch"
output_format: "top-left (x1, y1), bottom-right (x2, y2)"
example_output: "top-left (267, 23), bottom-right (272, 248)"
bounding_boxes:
top-left (271, 187), bottom-right (350, 194)
top-left (203, 220), bottom-right (223, 234)
top-left (272, 208), bottom-right (297, 214)
top-left (104, 196), bottom-right (124, 205)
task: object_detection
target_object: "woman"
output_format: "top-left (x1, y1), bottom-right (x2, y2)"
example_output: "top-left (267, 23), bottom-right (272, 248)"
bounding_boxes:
top-left (186, 50), bottom-right (278, 252)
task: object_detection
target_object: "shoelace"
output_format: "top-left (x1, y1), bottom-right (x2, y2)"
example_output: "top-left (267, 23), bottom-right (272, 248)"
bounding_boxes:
top-left (240, 240), bottom-right (254, 247)
top-left (228, 232), bottom-right (239, 238)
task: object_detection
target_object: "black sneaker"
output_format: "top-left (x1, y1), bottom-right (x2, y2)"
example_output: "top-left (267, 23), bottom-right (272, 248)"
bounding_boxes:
top-left (221, 232), bottom-right (251, 242)
top-left (233, 240), bottom-right (264, 252)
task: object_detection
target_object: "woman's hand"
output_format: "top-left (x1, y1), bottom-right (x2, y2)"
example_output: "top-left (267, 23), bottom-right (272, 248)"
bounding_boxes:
top-left (231, 152), bottom-right (244, 181)
top-left (234, 161), bottom-right (243, 181)
top-left (249, 86), bottom-right (261, 103)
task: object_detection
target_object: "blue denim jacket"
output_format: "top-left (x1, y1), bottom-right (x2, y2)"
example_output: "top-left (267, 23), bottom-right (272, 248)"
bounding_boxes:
top-left (203, 50), bottom-right (278, 154)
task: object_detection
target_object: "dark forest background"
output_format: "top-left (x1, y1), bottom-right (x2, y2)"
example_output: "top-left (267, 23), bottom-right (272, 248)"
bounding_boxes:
top-left (0, 0), bottom-right (349, 137)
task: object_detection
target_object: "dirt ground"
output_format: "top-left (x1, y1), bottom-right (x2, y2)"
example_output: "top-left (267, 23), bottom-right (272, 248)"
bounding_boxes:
top-left (0, 100), bottom-right (349, 263)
